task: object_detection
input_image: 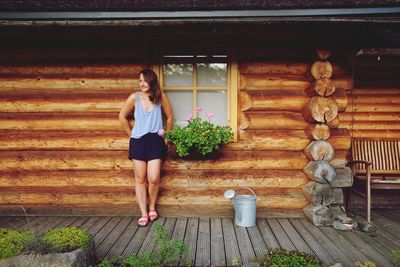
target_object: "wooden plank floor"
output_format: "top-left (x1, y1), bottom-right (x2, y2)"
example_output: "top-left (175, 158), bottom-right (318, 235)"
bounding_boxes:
top-left (1, 209), bottom-right (399, 267)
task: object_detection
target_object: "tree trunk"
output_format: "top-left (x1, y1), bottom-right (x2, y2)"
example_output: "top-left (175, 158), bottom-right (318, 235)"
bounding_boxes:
top-left (303, 204), bottom-right (334, 226)
top-left (303, 160), bottom-right (336, 183)
top-left (303, 140), bottom-right (334, 161)
top-left (305, 123), bottom-right (330, 140)
top-left (302, 181), bottom-right (334, 206)
top-left (302, 96), bottom-right (338, 123)
top-left (311, 61), bottom-right (333, 79)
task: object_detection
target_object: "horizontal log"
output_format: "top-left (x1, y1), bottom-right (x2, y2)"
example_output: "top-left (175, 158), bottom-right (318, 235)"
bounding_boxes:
top-left (0, 150), bottom-right (309, 171)
top-left (0, 131), bottom-right (128, 150)
top-left (302, 96), bottom-right (338, 123)
top-left (0, 129), bottom-right (350, 151)
top-left (307, 78), bottom-right (336, 97)
top-left (339, 121), bottom-right (400, 130)
top-left (302, 181), bottom-right (334, 206)
top-left (339, 112), bottom-right (400, 121)
top-left (303, 140), bottom-right (334, 161)
top-left (240, 89), bottom-right (347, 112)
top-left (303, 160), bottom-right (336, 183)
top-left (332, 189), bottom-right (344, 205)
top-left (333, 75), bottom-right (353, 90)
top-left (239, 62), bottom-right (309, 75)
top-left (0, 64), bottom-right (143, 78)
top-left (236, 130), bottom-right (309, 150)
top-left (0, 188), bottom-right (308, 210)
top-left (0, 204), bottom-right (305, 218)
top-left (0, 78), bottom-right (135, 93)
top-left (330, 150), bottom-right (348, 168)
top-left (310, 60), bottom-right (333, 79)
top-left (327, 117), bottom-right (340, 129)
top-left (240, 90), bottom-right (307, 112)
top-left (345, 103), bottom-right (400, 112)
top-left (240, 74), bottom-right (310, 91)
top-left (240, 112), bottom-right (308, 130)
top-left (349, 130), bottom-right (400, 139)
top-left (0, 92), bottom-right (128, 113)
top-left (0, 113), bottom-right (121, 131)
top-left (352, 88), bottom-right (400, 95)
top-left (303, 204), bottom-right (334, 226)
top-left (351, 94), bottom-right (400, 104)
top-left (329, 129), bottom-right (351, 150)
top-left (0, 169), bottom-right (309, 189)
top-left (305, 123), bottom-right (330, 140)
top-left (330, 167), bottom-right (353, 188)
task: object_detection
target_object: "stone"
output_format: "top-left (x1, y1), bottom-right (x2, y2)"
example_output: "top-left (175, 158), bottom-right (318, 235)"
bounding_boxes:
top-left (0, 240), bottom-right (95, 267)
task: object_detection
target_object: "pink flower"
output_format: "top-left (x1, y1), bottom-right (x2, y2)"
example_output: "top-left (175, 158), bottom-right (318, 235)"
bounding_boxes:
top-left (207, 113), bottom-right (213, 121)
top-left (195, 106), bottom-right (202, 112)
top-left (186, 114), bottom-right (193, 121)
top-left (157, 129), bottom-right (165, 137)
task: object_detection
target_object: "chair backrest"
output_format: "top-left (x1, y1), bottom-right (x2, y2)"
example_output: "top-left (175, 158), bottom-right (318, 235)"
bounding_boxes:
top-left (351, 139), bottom-right (400, 174)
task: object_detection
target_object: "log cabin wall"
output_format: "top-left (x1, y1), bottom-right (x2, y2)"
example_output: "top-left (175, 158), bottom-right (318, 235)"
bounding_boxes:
top-left (0, 32), bottom-right (150, 215)
top-left (0, 27), bottom-right (365, 217)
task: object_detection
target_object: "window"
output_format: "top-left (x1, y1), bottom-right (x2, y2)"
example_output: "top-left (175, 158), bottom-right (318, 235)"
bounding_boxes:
top-left (160, 54), bottom-right (232, 128)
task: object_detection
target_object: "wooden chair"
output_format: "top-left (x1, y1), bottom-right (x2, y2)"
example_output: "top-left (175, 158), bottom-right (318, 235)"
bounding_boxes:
top-left (347, 138), bottom-right (400, 223)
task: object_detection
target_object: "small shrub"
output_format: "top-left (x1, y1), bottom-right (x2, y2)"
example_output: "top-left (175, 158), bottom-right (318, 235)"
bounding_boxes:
top-left (392, 250), bottom-right (400, 267)
top-left (42, 226), bottom-right (91, 253)
top-left (260, 249), bottom-right (324, 267)
top-left (0, 226), bottom-right (92, 260)
top-left (0, 228), bottom-right (34, 260)
top-left (355, 261), bottom-right (376, 267)
top-left (96, 222), bottom-right (190, 267)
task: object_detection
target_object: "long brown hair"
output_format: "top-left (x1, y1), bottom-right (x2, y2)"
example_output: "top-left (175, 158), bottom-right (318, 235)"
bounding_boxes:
top-left (139, 69), bottom-right (162, 104)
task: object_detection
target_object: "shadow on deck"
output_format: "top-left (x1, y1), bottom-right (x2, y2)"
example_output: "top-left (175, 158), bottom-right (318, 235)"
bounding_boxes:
top-left (1, 209), bottom-right (399, 266)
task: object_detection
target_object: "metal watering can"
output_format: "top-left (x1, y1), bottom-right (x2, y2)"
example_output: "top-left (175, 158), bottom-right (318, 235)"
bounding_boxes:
top-left (224, 187), bottom-right (257, 227)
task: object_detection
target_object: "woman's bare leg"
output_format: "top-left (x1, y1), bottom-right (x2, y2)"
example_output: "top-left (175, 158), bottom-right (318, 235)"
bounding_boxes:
top-left (147, 159), bottom-right (162, 211)
top-left (133, 160), bottom-right (148, 216)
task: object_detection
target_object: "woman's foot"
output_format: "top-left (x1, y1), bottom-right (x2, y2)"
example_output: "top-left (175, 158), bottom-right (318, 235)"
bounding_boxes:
top-left (149, 210), bottom-right (158, 221)
top-left (138, 215), bottom-right (149, 227)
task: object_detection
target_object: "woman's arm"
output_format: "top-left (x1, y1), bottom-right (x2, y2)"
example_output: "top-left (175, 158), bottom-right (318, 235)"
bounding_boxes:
top-left (119, 93), bottom-right (136, 137)
top-left (161, 93), bottom-right (173, 131)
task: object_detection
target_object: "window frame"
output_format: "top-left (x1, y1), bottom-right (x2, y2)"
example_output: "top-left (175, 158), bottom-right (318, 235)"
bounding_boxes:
top-left (154, 50), bottom-right (238, 141)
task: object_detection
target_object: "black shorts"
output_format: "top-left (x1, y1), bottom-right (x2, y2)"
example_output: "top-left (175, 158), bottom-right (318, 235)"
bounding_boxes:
top-left (128, 132), bottom-right (167, 161)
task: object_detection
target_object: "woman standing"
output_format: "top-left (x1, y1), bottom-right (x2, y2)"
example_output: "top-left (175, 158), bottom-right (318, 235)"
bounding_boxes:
top-left (119, 69), bottom-right (173, 227)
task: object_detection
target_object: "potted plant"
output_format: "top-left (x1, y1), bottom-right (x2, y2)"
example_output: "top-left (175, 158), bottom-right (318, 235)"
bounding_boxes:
top-left (165, 107), bottom-right (234, 160)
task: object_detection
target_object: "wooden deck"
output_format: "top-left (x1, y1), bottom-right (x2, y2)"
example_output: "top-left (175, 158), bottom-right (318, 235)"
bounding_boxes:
top-left (1, 209), bottom-right (399, 266)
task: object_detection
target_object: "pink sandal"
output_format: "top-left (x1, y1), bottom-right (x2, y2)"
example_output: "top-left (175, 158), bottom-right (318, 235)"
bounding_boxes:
top-left (149, 210), bottom-right (158, 221)
top-left (138, 215), bottom-right (149, 227)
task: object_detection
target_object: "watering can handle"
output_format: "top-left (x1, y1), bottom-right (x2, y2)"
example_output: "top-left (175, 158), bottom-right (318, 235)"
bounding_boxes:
top-left (240, 186), bottom-right (257, 198)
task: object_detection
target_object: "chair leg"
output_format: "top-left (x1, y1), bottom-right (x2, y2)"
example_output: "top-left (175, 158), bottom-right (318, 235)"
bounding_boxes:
top-left (344, 187), bottom-right (353, 213)
top-left (366, 180), bottom-right (371, 223)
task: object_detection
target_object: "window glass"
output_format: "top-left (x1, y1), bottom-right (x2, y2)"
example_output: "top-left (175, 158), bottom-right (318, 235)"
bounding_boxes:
top-left (197, 90), bottom-right (227, 126)
top-left (197, 63), bottom-right (227, 87)
top-left (167, 90), bottom-right (193, 127)
top-left (163, 63), bottom-right (193, 87)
